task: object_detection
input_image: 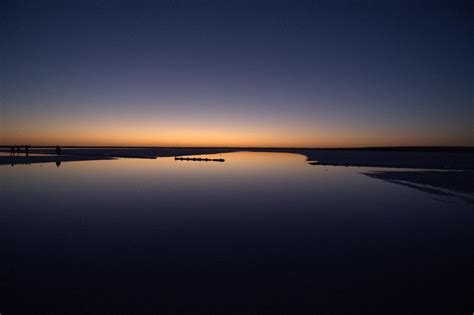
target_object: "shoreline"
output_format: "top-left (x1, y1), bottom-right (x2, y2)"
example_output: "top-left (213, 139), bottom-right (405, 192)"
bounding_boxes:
top-left (0, 147), bottom-right (473, 170)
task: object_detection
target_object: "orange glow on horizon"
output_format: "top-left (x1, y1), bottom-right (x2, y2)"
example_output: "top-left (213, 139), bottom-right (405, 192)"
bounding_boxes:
top-left (2, 112), bottom-right (472, 148)
top-left (2, 125), bottom-right (470, 148)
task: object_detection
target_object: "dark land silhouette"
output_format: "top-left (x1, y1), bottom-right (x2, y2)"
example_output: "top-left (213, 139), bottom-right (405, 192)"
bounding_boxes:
top-left (0, 146), bottom-right (473, 170)
top-left (364, 170), bottom-right (474, 203)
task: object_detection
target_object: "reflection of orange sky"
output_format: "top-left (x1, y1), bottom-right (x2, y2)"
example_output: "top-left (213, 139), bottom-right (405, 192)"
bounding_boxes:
top-left (50, 152), bottom-right (309, 177)
top-left (1, 116), bottom-right (471, 147)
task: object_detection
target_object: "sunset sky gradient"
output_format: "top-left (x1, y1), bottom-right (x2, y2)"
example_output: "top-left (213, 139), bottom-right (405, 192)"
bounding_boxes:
top-left (1, 0), bottom-right (472, 147)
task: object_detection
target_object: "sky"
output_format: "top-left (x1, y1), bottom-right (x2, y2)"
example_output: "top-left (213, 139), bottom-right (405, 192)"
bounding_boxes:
top-left (1, 0), bottom-right (472, 147)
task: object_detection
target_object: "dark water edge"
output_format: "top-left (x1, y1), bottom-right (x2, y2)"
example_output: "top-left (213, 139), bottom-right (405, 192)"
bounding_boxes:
top-left (0, 155), bottom-right (114, 166)
top-left (3, 289), bottom-right (473, 314)
top-left (364, 170), bottom-right (474, 199)
top-left (1, 146), bottom-right (474, 170)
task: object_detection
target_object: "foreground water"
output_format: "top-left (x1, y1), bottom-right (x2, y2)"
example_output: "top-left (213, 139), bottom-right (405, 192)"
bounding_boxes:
top-left (1, 152), bottom-right (473, 313)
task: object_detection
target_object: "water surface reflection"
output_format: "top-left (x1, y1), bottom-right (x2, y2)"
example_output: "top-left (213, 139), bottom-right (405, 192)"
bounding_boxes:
top-left (1, 152), bottom-right (473, 313)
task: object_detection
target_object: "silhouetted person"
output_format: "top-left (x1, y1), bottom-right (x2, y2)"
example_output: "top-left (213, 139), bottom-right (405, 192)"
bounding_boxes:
top-left (56, 161), bottom-right (61, 168)
top-left (16, 146), bottom-right (21, 155)
top-left (10, 146), bottom-right (14, 156)
top-left (56, 145), bottom-right (61, 155)
top-left (25, 145), bottom-right (29, 157)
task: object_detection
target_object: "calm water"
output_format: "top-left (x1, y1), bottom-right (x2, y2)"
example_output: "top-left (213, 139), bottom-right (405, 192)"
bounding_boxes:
top-left (1, 152), bottom-right (473, 313)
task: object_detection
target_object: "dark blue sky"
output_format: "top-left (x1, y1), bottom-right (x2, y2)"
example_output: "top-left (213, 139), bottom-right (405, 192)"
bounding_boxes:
top-left (1, 0), bottom-right (472, 146)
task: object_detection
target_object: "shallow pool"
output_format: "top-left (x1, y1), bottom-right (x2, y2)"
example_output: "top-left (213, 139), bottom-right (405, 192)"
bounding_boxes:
top-left (1, 152), bottom-right (473, 313)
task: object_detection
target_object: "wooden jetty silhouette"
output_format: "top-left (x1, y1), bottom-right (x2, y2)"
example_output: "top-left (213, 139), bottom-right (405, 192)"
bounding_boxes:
top-left (174, 156), bottom-right (225, 162)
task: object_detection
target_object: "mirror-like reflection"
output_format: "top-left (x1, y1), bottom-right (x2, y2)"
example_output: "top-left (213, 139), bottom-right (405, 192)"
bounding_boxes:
top-left (1, 152), bottom-right (473, 314)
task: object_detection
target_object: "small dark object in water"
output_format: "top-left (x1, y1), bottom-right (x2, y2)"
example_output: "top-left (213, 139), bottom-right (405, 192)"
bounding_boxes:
top-left (174, 156), bottom-right (225, 162)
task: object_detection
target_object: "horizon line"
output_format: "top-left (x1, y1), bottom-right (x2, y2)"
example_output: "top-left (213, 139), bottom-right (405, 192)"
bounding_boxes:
top-left (1, 145), bottom-right (473, 150)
